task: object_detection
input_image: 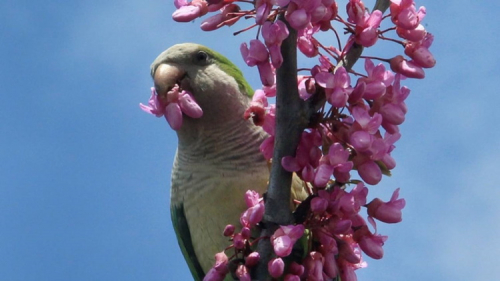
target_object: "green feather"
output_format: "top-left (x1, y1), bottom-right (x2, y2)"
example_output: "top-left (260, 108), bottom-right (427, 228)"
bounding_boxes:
top-left (171, 203), bottom-right (205, 280)
top-left (199, 46), bottom-right (254, 97)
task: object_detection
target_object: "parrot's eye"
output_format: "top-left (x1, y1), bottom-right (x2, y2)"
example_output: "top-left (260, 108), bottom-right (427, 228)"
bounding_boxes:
top-left (195, 51), bottom-right (209, 64)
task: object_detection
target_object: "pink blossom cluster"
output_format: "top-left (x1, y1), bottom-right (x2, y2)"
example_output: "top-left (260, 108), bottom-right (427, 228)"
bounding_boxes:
top-left (140, 86), bottom-right (203, 130)
top-left (168, 0), bottom-right (435, 279)
top-left (204, 184), bottom-right (405, 280)
top-left (204, 190), bottom-right (265, 281)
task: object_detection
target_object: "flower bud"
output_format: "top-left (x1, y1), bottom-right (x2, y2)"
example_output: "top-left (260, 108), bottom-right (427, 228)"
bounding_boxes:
top-left (357, 160), bottom-right (382, 185)
top-left (311, 196), bottom-right (329, 214)
top-left (367, 188), bottom-right (406, 223)
top-left (223, 224), bottom-right (235, 237)
top-left (245, 252), bottom-right (260, 267)
top-left (233, 233), bottom-right (245, 249)
top-left (268, 258), bottom-right (285, 278)
top-left (236, 264), bottom-right (251, 281)
top-left (390, 55), bottom-right (425, 79)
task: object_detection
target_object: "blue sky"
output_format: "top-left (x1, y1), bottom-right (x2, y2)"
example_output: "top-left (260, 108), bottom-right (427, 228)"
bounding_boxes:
top-left (1, 0), bottom-right (498, 280)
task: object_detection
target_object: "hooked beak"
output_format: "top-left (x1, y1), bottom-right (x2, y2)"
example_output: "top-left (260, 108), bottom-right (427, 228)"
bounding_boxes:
top-left (153, 63), bottom-right (186, 100)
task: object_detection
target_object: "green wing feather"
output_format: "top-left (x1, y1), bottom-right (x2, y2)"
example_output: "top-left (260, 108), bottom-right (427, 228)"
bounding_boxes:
top-left (171, 203), bottom-right (205, 280)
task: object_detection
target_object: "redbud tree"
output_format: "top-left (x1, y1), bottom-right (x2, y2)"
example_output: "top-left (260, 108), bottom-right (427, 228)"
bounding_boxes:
top-left (159, 0), bottom-right (435, 279)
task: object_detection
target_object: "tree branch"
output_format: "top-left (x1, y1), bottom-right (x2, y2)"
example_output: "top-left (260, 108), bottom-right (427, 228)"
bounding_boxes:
top-left (255, 16), bottom-right (307, 280)
top-left (254, 1), bottom-right (391, 279)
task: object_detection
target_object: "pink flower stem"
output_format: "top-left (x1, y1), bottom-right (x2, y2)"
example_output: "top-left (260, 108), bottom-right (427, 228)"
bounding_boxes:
top-left (329, 26), bottom-right (343, 51)
top-left (379, 27), bottom-right (396, 34)
top-left (378, 35), bottom-right (405, 46)
top-left (316, 41), bottom-right (339, 63)
top-left (233, 23), bottom-right (259, 36)
top-left (334, 15), bottom-right (356, 30)
top-left (359, 55), bottom-right (390, 63)
top-left (249, 235), bottom-right (270, 247)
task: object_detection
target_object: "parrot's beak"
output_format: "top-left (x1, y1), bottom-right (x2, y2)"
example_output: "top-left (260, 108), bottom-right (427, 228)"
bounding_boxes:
top-left (153, 63), bottom-right (186, 101)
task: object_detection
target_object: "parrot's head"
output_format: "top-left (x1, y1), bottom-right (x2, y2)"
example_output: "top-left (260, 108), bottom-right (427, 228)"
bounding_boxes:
top-left (151, 43), bottom-right (254, 129)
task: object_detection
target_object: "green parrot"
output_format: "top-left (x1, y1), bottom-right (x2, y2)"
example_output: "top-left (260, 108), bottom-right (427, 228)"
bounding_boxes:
top-left (151, 43), bottom-right (306, 280)
top-left (151, 43), bottom-right (269, 280)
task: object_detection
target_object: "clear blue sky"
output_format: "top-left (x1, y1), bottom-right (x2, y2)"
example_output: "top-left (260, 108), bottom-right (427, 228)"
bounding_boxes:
top-left (1, 0), bottom-right (498, 280)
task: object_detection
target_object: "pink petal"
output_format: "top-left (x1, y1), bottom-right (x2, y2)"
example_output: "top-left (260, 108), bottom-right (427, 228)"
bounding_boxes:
top-left (165, 103), bottom-right (183, 130)
top-left (314, 71), bottom-right (334, 88)
top-left (268, 258), bottom-right (285, 278)
top-left (281, 156), bottom-right (301, 172)
top-left (257, 61), bottom-right (275, 86)
top-left (172, 6), bottom-right (201, 22)
top-left (273, 235), bottom-right (293, 257)
top-left (179, 92), bottom-right (203, 118)
top-left (288, 9), bottom-right (309, 30)
top-left (314, 164), bottom-right (334, 187)
top-left (357, 160), bottom-right (382, 185)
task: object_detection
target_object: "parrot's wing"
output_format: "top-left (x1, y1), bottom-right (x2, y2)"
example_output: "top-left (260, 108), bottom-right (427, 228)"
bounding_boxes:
top-left (171, 203), bottom-right (205, 280)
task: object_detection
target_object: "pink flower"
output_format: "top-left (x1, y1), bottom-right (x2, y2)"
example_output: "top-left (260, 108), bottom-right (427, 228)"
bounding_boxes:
top-left (303, 251), bottom-right (324, 281)
top-left (240, 40), bottom-right (275, 86)
top-left (313, 0), bottom-right (338, 31)
top-left (255, 0), bottom-right (272, 25)
top-left (311, 196), bottom-right (328, 214)
top-left (240, 191), bottom-right (265, 227)
top-left (353, 219), bottom-right (387, 259)
top-left (298, 76), bottom-right (315, 100)
top-left (271, 224), bottom-right (305, 257)
top-left (297, 24), bottom-right (320, 58)
top-left (367, 188), bottom-right (406, 223)
top-left (245, 252), bottom-right (260, 267)
top-left (404, 33), bottom-right (436, 68)
top-left (268, 258), bottom-right (285, 278)
top-left (140, 86), bottom-right (203, 130)
top-left (204, 252), bottom-right (229, 281)
top-left (223, 224), bottom-right (235, 236)
top-left (213, 252), bottom-right (228, 272)
top-left (233, 233), bottom-right (245, 249)
top-left (347, 0), bottom-right (365, 25)
top-left (390, 55), bottom-right (425, 79)
top-left (236, 264), bottom-right (251, 281)
top-left (200, 4), bottom-right (240, 31)
top-left (357, 159), bottom-right (382, 185)
top-left (337, 239), bottom-right (360, 264)
top-left (396, 23), bottom-right (426, 41)
top-left (390, 0), bottom-right (426, 30)
top-left (203, 268), bottom-right (226, 281)
top-left (284, 274), bottom-right (301, 281)
top-left (289, 261), bottom-right (304, 276)
top-left (339, 260), bottom-right (358, 281)
top-left (256, 104), bottom-right (276, 160)
top-left (272, 234), bottom-right (293, 257)
top-left (351, 106), bottom-right (382, 134)
top-left (337, 182), bottom-right (368, 216)
top-left (244, 190), bottom-right (260, 207)
top-left (323, 250), bottom-right (339, 278)
top-left (372, 74), bottom-right (410, 127)
top-left (140, 87), bottom-right (166, 117)
top-left (359, 58), bottom-right (395, 100)
top-left (315, 67), bottom-right (353, 107)
top-left (260, 136), bottom-right (274, 160)
top-left (281, 129), bottom-right (322, 182)
top-left (355, 10), bottom-right (382, 47)
top-left (313, 142), bottom-right (353, 187)
top-left (262, 20), bottom-right (289, 68)
top-left (172, 0), bottom-right (208, 22)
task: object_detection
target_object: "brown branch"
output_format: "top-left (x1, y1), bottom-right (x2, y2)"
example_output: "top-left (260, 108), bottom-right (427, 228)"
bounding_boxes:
top-left (254, 15), bottom-right (308, 280)
top-left (253, 1), bottom-right (391, 279)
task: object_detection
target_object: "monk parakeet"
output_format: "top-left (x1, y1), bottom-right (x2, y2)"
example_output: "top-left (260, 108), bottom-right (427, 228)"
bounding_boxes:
top-left (150, 43), bottom-right (270, 280)
top-left (150, 43), bottom-right (306, 280)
